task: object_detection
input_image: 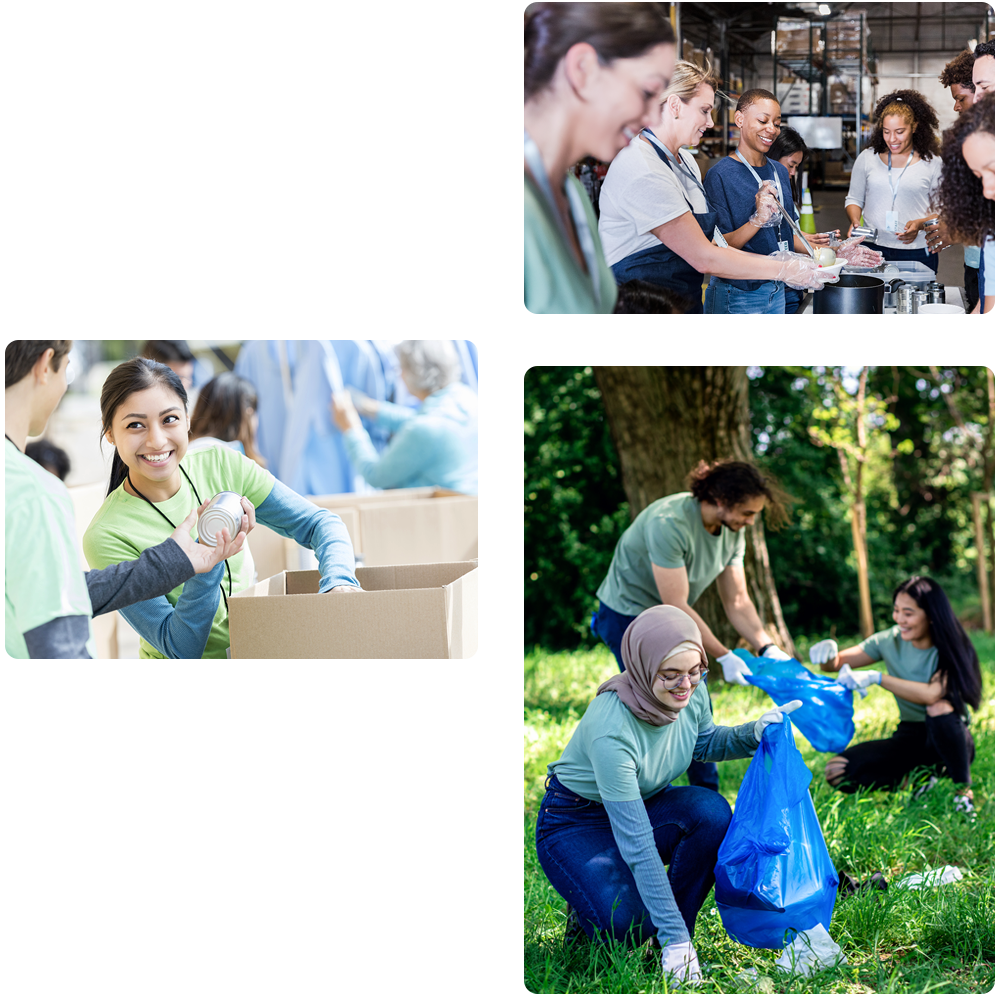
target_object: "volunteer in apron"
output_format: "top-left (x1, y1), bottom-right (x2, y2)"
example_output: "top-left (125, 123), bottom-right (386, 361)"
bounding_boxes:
top-left (524, 2), bottom-right (676, 314)
top-left (702, 90), bottom-right (816, 314)
top-left (845, 91), bottom-right (944, 272)
top-left (599, 64), bottom-right (830, 314)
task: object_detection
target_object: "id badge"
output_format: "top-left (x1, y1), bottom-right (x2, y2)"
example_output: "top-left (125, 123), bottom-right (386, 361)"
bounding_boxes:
top-left (713, 226), bottom-right (729, 248)
top-left (778, 240), bottom-right (789, 253)
top-left (885, 210), bottom-right (899, 232)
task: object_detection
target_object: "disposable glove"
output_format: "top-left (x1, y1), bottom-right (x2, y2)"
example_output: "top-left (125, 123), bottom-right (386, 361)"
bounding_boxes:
top-left (749, 180), bottom-right (781, 228)
top-left (718, 650), bottom-right (752, 686)
top-left (662, 941), bottom-right (702, 988)
top-left (753, 700), bottom-right (803, 742)
top-left (809, 638), bottom-right (839, 666)
top-left (836, 664), bottom-right (881, 694)
top-left (770, 251), bottom-right (839, 290)
top-left (760, 645), bottom-right (793, 661)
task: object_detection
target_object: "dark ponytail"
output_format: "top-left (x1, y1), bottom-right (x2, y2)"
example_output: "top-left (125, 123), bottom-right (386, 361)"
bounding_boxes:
top-left (893, 576), bottom-right (982, 713)
top-left (525, 3), bottom-right (675, 102)
top-left (100, 357), bottom-right (188, 496)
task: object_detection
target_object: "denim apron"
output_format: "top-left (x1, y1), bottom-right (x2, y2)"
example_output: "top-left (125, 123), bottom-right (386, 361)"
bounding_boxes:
top-left (611, 132), bottom-right (719, 314)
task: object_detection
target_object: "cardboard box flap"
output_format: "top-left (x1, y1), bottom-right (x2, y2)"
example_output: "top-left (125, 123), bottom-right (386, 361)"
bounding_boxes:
top-left (356, 560), bottom-right (478, 592)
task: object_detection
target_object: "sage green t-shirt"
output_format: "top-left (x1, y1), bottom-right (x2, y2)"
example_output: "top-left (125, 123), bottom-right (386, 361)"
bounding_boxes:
top-left (596, 493), bottom-right (746, 617)
top-left (860, 625), bottom-right (940, 723)
top-left (548, 685), bottom-right (713, 802)
top-left (525, 174), bottom-right (618, 314)
top-left (5, 439), bottom-right (95, 658)
top-left (82, 446), bottom-right (275, 659)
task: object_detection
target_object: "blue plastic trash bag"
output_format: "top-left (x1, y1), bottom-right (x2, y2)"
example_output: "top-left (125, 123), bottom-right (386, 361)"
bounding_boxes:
top-left (732, 647), bottom-right (854, 754)
top-left (714, 716), bottom-right (838, 949)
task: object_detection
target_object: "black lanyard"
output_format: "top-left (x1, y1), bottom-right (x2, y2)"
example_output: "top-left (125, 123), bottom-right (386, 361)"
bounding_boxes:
top-left (5, 434), bottom-right (21, 452)
top-left (126, 466), bottom-right (232, 611)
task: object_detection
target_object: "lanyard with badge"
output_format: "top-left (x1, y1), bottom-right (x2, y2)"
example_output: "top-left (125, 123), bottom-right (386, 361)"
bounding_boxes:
top-left (735, 149), bottom-right (791, 252)
top-left (884, 150), bottom-right (914, 233)
top-left (524, 130), bottom-right (602, 307)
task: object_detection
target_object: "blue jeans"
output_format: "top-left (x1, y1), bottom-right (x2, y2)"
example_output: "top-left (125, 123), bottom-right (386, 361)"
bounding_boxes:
top-left (704, 278), bottom-right (784, 314)
top-left (591, 601), bottom-right (720, 792)
top-left (784, 286), bottom-right (804, 314)
top-left (535, 775), bottom-right (732, 944)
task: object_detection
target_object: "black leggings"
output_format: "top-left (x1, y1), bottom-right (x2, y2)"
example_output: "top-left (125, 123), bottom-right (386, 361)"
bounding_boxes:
top-left (835, 715), bottom-right (974, 792)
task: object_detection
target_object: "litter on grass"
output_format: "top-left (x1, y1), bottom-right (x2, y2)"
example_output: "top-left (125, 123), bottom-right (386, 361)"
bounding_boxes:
top-left (896, 865), bottom-right (964, 889)
top-left (776, 923), bottom-right (846, 977)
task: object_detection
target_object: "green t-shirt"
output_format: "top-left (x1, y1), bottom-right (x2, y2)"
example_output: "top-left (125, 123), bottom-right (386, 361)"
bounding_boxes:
top-left (525, 174), bottom-right (618, 314)
top-left (5, 439), bottom-right (96, 658)
top-left (82, 446), bottom-right (275, 659)
top-left (548, 685), bottom-right (713, 802)
top-left (596, 493), bottom-right (746, 617)
top-left (860, 625), bottom-right (941, 723)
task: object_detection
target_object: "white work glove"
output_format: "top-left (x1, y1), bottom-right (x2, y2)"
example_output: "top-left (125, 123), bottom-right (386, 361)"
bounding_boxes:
top-left (749, 179), bottom-right (781, 228)
top-left (662, 941), bottom-right (702, 988)
top-left (837, 664), bottom-right (881, 698)
top-left (718, 650), bottom-right (752, 686)
top-left (753, 700), bottom-right (803, 742)
top-left (809, 638), bottom-right (839, 666)
top-left (770, 251), bottom-right (839, 290)
top-left (760, 645), bottom-right (793, 661)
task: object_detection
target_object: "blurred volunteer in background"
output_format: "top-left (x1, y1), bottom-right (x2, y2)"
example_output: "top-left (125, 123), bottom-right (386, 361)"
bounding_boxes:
top-left (187, 372), bottom-right (267, 467)
top-left (810, 577), bottom-right (981, 816)
top-left (972, 40), bottom-right (994, 102)
top-left (597, 64), bottom-right (831, 315)
top-left (82, 357), bottom-right (361, 659)
top-left (524, 2), bottom-right (676, 313)
top-left (331, 341), bottom-right (478, 495)
top-left (536, 605), bottom-right (801, 987)
top-left (5, 340), bottom-right (246, 659)
top-left (592, 460), bottom-right (795, 791)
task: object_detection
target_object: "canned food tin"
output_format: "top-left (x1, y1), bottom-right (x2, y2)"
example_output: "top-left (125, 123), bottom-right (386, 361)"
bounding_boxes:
top-left (923, 218), bottom-right (940, 229)
top-left (197, 492), bottom-right (244, 546)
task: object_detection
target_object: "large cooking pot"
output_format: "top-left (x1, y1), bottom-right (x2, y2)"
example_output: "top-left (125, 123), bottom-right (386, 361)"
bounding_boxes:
top-left (812, 274), bottom-right (885, 314)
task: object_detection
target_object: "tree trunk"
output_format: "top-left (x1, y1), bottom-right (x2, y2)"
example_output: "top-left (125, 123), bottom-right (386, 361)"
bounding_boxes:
top-left (592, 366), bottom-right (794, 661)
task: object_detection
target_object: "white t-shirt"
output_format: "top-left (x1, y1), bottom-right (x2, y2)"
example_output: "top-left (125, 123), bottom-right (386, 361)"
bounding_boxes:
top-left (599, 137), bottom-right (709, 267)
top-left (845, 148), bottom-right (942, 250)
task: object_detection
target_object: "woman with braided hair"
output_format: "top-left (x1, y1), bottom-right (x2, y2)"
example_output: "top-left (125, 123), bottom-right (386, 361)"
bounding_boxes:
top-left (845, 90), bottom-right (945, 272)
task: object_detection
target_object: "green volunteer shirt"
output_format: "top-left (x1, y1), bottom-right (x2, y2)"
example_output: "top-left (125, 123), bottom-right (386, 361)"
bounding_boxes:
top-left (82, 446), bottom-right (275, 659)
top-left (525, 174), bottom-right (618, 314)
top-left (548, 684), bottom-right (713, 802)
top-left (5, 438), bottom-right (96, 658)
top-left (596, 493), bottom-right (746, 617)
top-left (860, 625), bottom-right (941, 723)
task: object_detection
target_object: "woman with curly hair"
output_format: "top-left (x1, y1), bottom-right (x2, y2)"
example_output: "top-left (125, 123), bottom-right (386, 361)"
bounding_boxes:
top-left (845, 90), bottom-right (944, 271)
top-left (936, 93), bottom-right (995, 313)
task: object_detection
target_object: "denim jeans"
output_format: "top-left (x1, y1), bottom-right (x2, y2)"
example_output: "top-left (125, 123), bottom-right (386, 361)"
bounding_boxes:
top-left (591, 601), bottom-right (720, 792)
top-left (535, 775), bottom-right (732, 944)
top-left (704, 278), bottom-right (784, 314)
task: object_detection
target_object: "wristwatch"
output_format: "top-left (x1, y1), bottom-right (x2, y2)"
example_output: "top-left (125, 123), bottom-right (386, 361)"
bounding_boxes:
top-left (758, 643), bottom-right (775, 657)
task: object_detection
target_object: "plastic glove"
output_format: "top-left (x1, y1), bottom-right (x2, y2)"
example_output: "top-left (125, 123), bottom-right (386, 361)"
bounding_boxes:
top-left (809, 638), bottom-right (839, 666)
top-left (770, 251), bottom-right (839, 290)
top-left (662, 941), bottom-right (702, 987)
top-left (760, 645), bottom-right (793, 661)
top-left (749, 180), bottom-right (781, 228)
top-left (839, 236), bottom-right (884, 267)
top-left (837, 664), bottom-right (881, 692)
top-left (718, 650), bottom-right (752, 686)
top-left (754, 700), bottom-right (804, 742)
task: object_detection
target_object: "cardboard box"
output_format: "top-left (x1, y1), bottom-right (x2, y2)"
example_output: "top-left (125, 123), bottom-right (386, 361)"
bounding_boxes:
top-left (228, 560), bottom-right (478, 659)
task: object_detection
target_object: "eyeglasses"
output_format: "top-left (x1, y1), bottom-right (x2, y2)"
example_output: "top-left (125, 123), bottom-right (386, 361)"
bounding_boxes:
top-left (658, 668), bottom-right (710, 691)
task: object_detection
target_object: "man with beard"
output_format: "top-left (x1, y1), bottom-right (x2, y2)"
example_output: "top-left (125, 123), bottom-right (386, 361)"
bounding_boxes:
top-left (591, 460), bottom-right (794, 789)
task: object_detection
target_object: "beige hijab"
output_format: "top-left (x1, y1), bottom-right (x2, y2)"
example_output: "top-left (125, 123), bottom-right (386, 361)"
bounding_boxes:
top-left (597, 606), bottom-right (708, 726)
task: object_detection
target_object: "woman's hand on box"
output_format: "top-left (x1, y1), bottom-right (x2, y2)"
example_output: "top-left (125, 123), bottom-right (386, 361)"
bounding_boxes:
top-left (173, 507), bottom-right (248, 574)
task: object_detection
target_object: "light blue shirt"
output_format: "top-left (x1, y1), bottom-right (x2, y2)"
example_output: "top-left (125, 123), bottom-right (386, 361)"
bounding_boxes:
top-left (964, 245), bottom-right (981, 268)
top-left (342, 382), bottom-right (478, 494)
top-left (984, 237), bottom-right (995, 297)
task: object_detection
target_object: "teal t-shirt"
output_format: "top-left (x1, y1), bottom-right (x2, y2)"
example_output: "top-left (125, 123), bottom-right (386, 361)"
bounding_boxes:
top-left (5, 439), bottom-right (96, 658)
top-left (525, 173), bottom-right (618, 314)
top-left (596, 493), bottom-right (746, 617)
top-left (548, 685), bottom-right (713, 802)
top-left (860, 625), bottom-right (940, 722)
top-left (82, 446), bottom-right (275, 659)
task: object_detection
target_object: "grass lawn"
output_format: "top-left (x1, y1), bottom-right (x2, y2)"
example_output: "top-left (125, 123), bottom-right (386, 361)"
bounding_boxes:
top-left (524, 635), bottom-right (996, 994)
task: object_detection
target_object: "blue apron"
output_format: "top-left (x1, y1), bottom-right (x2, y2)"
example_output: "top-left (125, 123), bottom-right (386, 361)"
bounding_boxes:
top-left (611, 133), bottom-right (719, 314)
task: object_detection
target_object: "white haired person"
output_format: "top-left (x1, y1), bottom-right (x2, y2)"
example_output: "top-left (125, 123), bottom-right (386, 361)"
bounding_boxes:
top-left (331, 340), bottom-right (478, 495)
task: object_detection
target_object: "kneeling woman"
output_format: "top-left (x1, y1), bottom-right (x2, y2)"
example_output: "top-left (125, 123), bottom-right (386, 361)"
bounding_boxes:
top-left (811, 576), bottom-right (981, 812)
top-left (535, 606), bottom-right (800, 986)
top-left (83, 358), bottom-right (361, 658)
top-left (598, 65), bottom-right (828, 314)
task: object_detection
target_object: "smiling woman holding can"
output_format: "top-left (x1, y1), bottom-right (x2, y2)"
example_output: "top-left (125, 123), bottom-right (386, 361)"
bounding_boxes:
top-left (83, 357), bottom-right (361, 659)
